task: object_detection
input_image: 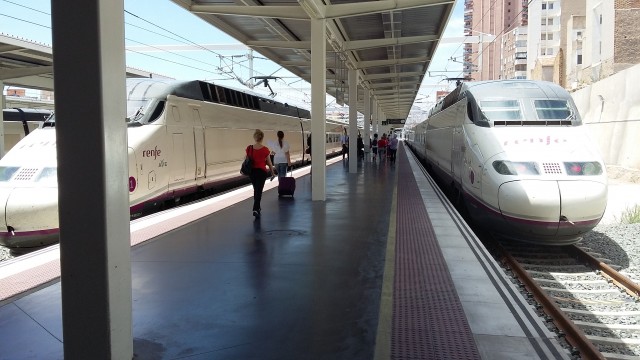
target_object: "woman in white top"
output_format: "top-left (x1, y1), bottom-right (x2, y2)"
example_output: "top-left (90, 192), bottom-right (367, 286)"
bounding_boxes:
top-left (272, 131), bottom-right (291, 178)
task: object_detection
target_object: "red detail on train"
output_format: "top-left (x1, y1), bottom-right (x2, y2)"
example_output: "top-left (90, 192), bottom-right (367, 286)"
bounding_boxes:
top-left (129, 176), bottom-right (137, 192)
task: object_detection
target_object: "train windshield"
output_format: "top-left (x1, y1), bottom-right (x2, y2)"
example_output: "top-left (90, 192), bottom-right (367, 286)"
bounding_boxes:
top-left (0, 167), bottom-right (20, 182)
top-left (478, 100), bottom-right (522, 121)
top-left (126, 99), bottom-right (165, 125)
top-left (534, 100), bottom-right (572, 120)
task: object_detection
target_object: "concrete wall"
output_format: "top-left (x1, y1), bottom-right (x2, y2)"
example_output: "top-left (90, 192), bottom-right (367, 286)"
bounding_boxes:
top-left (572, 63), bottom-right (640, 170)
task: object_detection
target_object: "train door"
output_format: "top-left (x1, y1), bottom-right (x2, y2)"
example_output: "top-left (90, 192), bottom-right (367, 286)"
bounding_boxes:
top-left (192, 108), bottom-right (205, 185)
top-left (451, 100), bottom-right (466, 185)
top-left (166, 100), bottom-right (196, 189)
top-left (169, 105), bottom-right (186, 183)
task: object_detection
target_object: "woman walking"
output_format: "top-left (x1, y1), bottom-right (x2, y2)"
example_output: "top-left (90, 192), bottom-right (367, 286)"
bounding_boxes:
top-left (246, 129), bottom-right (275, 218)
top-left (272, 131), bottom-right (291, 178)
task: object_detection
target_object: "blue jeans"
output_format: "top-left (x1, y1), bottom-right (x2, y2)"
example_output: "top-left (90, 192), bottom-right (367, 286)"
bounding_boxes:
top-left (276, 163), bottom-right (288, 178)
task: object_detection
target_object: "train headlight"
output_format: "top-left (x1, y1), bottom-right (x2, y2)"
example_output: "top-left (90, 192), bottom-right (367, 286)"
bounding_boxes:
top-left (492, 161), bottom-right (540, 175)
top-left (564, 162), bottom-right (603, 175)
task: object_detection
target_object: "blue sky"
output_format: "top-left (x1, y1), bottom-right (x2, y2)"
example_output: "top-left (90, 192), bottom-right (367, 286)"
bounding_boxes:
top-left (0, 0), bottom-right (464, 108)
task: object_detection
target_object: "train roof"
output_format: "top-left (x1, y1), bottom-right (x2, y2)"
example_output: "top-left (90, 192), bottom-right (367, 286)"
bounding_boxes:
top-left (125, 78), bottom-right (308, 112)
top-left (459, 80), bottom-right (572, 101)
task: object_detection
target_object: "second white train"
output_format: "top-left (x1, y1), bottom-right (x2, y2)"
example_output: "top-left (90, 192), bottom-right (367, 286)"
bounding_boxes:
top-left (406, 80), bottom-right (607, 245)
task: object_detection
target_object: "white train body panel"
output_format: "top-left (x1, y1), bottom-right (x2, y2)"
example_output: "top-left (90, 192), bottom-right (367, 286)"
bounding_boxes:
top-left (407, 80), bottom-right (608, 245)
top-left (0, 79), bottom-right (347, 248)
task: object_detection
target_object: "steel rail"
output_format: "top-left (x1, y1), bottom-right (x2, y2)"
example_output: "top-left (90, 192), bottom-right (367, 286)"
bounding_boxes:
top-left (569, 245), bottom-right (640, 298)
top-left (492, 241), bottom-right (606, 360)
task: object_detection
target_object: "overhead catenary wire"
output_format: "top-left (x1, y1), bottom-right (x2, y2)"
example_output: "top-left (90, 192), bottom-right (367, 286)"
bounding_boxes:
top-left (0, 0), bottom-right (313, 101)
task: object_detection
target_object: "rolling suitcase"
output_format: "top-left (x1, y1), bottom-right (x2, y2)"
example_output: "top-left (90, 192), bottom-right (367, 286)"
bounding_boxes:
top-left (278, 169), bottom-right (296, 197)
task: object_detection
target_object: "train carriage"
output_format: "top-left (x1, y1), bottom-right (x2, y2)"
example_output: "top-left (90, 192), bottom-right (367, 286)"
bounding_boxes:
top-left (0, 78), bottom-right (350, 249)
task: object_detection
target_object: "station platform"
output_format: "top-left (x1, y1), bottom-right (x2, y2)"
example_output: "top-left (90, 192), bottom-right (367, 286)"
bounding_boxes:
top-left (0, 145), bottom-right (569, 359)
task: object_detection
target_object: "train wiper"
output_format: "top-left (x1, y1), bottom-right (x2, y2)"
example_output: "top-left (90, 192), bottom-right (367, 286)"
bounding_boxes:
top-left (126, 107), bottom-right (145, 123)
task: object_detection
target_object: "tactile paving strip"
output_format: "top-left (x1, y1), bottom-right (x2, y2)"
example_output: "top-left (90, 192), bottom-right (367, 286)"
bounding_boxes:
top-left (392, 147), bottom-right (481, 359)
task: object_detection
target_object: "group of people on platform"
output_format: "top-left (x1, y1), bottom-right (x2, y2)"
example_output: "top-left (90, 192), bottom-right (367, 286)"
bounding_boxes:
top-left (341, 130), bottom-right (399, 164)
top-left (243, 128), bottom-right (400, 219)
top-left (365, 132), bottom-right (399, 163)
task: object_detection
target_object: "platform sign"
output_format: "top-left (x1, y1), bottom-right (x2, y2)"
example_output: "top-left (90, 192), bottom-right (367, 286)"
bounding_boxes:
top-left (383, 119), bottom-right (405, 125)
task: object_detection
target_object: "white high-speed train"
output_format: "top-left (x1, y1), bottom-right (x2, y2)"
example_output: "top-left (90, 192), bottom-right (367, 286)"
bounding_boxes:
top-left (0, 79), bottom-right (348, 249)
top-left (406, 80), bottom-right (607, 245)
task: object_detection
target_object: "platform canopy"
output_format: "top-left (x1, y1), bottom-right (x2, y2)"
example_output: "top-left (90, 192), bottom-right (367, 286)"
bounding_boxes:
top-left (0, 34), bottom-right (169, 92)
top-left (170, 0), bottom-right (455, 120)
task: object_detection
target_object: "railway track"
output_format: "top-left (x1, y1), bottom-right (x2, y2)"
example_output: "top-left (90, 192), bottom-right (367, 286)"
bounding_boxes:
top-left (490, 239), bottom-right (640, 360)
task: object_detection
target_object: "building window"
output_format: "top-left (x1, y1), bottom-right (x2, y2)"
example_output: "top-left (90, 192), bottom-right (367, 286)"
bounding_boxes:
top-left (577, 54), bottom-right (582, 64)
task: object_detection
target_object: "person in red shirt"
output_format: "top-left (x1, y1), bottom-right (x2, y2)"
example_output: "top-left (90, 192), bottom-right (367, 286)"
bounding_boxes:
top-left (246, 129), bottom-right (275, 218)
top-left (378, 134), bottom-right (388, 162)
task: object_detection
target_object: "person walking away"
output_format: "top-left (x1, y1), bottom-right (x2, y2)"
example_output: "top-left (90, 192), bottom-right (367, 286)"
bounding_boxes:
top-left (246, 129), bottom-right (275, 218)
top-left (371, 133), bottom-right (379, 161)
top-left (357, 134), bottom-right (364, 160)
top-left (273, 130), bottom-right (291, 178)
top-left (341, 128), bottom-right (349, 159)
top-left (378, 134), bottom-right (387, 162)
top-left (389, 133), bottom-right (399, 163)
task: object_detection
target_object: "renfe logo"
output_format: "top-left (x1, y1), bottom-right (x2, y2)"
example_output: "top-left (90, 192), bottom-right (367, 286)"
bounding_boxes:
top-left (143, 146), bottom-right (162, 159)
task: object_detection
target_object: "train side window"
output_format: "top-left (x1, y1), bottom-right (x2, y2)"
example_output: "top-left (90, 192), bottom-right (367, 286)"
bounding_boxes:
top-left (199, 82), bottom-right (212, 102)
top-left (216, 86), bottom-right (227, 104)
top-left (209, 84), bottom-right (219, 103)
top-left (223, 88), bottom-right (232, 105)
top-left (467, 101), bottom-right (474, 121)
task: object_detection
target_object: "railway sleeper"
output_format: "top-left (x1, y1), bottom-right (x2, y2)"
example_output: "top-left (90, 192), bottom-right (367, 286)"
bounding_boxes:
top-left (574, 321), bottom-right (640, 332)
top-left (585, 334), bottom-right (640, 346)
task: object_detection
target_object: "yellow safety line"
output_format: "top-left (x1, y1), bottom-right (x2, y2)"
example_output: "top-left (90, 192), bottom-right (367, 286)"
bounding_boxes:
top-left (373, 165), bottom-right (399, 360)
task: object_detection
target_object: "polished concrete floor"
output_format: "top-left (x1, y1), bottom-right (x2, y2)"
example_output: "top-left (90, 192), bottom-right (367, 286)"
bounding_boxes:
top-left (1, 158), bottom-right (397, 360)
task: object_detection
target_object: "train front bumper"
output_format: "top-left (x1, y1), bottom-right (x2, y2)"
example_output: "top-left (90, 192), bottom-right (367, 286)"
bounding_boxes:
top-left (0, 187), bottom-right (59, 248)
top-left (496, 180), bottom-right (607, 244)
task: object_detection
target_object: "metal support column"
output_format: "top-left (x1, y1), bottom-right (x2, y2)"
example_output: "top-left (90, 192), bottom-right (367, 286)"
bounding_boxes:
top-left (51, 0), bottom-right (132, 359)
top-left (372, 100), bottom-right (379, 135)
top-left (0, 80), bottom-right (4, 159)
top-left (348, 68), bottom-right (357, 173)
top-left (364, 89), bottom-right (370, 156)
top-left (310, 18), bottom-right (326, 201)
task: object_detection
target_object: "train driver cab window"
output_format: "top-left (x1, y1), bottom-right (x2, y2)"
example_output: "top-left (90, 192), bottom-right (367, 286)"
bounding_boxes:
top-left (479, 100), bottom-right (522, 123)
top-left (0, 166), bottom-right (19, 182)
top-left (35, 167), bottom-right (57, 185)
top-left (534, 100), bottom-right (573, 121)
top-left (127, 99), bottom-right (165, 126)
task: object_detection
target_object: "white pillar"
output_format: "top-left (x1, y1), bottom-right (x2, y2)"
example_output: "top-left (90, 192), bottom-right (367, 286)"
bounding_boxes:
top-left (52, 0), bottom-right (132, 358)
top-left (372, 100), bottom-right (379, 135)
top-left (311, 18), bottom-right (326, 201)
top-left (348, 68), bottom-right (357, 173)
top-left (0, 80), bottom-right (5, 159)
top-left (364, 89), bottom-right (370, 155)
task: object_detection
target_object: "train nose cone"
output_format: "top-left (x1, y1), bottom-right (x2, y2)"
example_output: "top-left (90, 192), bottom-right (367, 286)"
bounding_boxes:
top-left (0, 187), bottom-right (59, 248)
top-left (0, 188), bottom-right (12, 246)
top-left (497, 180), bottom-right (607, 244)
